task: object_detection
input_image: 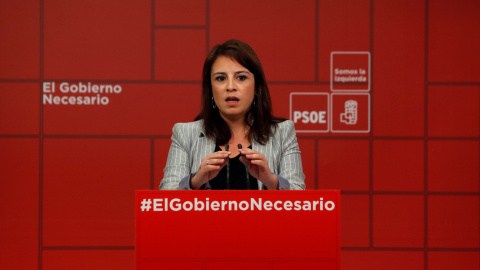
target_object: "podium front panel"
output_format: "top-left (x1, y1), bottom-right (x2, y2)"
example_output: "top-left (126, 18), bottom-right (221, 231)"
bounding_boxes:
top-left (136, 190), bottom-right (340, 269)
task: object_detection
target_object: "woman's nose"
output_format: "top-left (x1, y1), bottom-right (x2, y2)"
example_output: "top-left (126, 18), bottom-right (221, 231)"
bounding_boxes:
top-left (226, 78), bottom-right (236, 91)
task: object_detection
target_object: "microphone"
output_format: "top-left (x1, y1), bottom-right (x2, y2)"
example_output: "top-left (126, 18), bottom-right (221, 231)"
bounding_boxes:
top-left (237, 144), bottom-right (250, 190)
top-left (225, 144), bottom-right (230, 190)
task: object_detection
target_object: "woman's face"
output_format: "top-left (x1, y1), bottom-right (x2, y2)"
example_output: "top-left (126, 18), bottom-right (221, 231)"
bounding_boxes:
top-left (211, 56), bottom-right (255, 122)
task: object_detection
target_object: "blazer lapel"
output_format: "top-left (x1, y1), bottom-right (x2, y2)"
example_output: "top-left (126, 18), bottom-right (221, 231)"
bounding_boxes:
top-left (191, 130), bottom-right (216, 173)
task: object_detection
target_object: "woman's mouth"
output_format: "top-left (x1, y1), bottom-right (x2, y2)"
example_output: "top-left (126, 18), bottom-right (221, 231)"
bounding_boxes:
top-left (225, 96), bottom-right (239, 106)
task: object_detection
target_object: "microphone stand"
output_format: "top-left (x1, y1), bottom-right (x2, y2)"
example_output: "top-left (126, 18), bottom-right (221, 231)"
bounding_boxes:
top-left (237, 144), bottom-right (250, 190)
top-left (225, 144), bottom-right (230, 190)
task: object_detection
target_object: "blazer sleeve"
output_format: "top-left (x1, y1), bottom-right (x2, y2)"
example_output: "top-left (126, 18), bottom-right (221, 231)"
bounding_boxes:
top-left (159, 123), bottom-right (192, 190)
top-left (278, 120), bottom-right (306, 190)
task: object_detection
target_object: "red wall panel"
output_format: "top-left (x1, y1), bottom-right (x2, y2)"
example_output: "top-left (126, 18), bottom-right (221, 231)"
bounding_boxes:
top-left (154, 29), bottom-right (206, 81)
top-left (373, 0), bottom-right (425, 136)
top-left (428, 86), bottom-right (480, 137)
top-left (428, 196), bottom-right (479, 248)
top-left (0, 139), bottom-right (39, 270)
top-left (341, 195), bottom-right (370, 247)
top-left (373, 195), bottom-right (424, 247)
top-left (428, 141), bottom-right (479, 192)
top-left (428, 252), bottom-right (480, 270)
top-left (428, 0), bottom-right (480, 82)
top-left (42, 250), bottom-right (135, 270)
top-left (0, 83), bottom-right (39, 134)
top-left (317, 140), bottom-right (370, 191)
top-left (155, 0), bottom-right (206, 26)
top-left (373, 140), bottom-right (424, 191)
top-left (44, 0), bottom-right (151, 80)
top-left (43, 139), bottom-right (150, 246)
top-left (0, 0), bottom-right (39, 79)
top-left (342, 251), bottom-right (424, 270)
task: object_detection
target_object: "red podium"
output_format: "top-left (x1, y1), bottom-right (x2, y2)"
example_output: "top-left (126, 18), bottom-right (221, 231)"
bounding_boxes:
top-left (136, 190), bottom-right (340, 270)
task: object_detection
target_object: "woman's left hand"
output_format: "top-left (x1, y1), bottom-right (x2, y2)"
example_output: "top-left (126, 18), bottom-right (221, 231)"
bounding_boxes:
top-left (239, 148), bottom-right (279, 190)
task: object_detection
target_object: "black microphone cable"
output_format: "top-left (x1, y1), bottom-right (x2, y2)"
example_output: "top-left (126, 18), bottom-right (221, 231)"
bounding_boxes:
top-left (237, 144), bottom-right (250, 190)
top-left (225, 144), bottom-right (230, 190)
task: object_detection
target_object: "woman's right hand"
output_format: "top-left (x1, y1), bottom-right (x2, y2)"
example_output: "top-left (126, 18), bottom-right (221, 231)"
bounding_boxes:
top-left (190, 151), bottom-right (231, 189)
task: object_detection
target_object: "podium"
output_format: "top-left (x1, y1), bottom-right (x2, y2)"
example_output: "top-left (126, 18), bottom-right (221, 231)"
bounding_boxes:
top-left (136, 190), bottom-right (340, 270)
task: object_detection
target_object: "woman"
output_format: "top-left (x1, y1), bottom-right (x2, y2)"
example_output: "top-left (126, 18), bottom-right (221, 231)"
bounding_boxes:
top-left (160, 39), bottom-right (305, 190)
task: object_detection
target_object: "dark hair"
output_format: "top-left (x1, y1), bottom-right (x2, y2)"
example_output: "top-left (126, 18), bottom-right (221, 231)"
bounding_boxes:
top-left (195, 39), bottom-right (284, 145)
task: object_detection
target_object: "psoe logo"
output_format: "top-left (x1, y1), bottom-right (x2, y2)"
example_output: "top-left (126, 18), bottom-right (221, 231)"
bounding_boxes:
top-left (290, 93), bottom-right (329, 133)
top-left (331, 93), bottom-right (370, 133)
top-left (340, 100), bottom-right (358, 125)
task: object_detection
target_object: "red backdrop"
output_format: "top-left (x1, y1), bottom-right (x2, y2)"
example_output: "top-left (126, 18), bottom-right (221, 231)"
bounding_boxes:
top-left (1, 0), bottom-right (479, 269)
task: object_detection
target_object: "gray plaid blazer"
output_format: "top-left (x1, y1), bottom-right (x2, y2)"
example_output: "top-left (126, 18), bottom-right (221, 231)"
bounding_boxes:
top-left (159, 119), bottom-right (305, 190)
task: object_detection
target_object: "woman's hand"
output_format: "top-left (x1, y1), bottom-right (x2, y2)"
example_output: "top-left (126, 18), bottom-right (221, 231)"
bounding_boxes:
top-left (190, 151), bottom-right (231, 189)
top-left (239, 148), bottom-right (279, 190)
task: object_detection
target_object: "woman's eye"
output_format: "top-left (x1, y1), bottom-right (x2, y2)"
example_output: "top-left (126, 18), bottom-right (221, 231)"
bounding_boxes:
top-left (215, 76), bottom-right (226, 82)
top-left (238, 75), bottom-right (247, 81)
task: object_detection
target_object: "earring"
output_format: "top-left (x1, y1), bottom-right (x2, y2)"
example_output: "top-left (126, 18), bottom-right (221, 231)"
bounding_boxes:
top-left (212, 96), bottom-right (217, 108)
top-left (253, 94), bottom-right (257, 106)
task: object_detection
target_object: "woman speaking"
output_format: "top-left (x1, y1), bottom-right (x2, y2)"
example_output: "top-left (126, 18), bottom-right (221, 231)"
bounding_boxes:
top-left (160, 40), bottom-right (305, 190)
